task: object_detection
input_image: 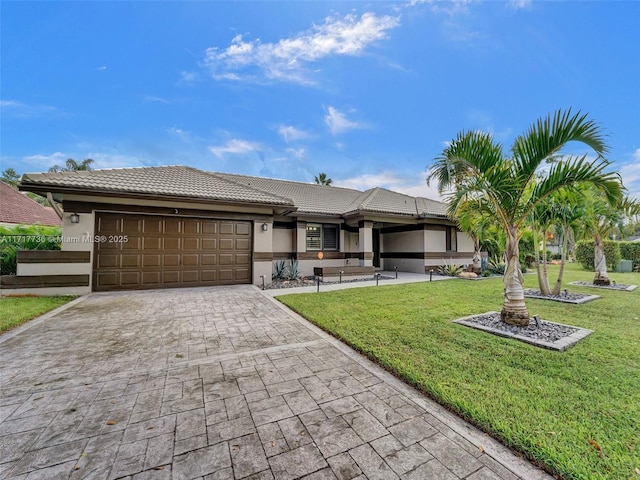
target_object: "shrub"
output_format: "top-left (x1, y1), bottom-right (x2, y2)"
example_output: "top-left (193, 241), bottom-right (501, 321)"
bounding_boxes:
top-left (272, 260), bottom-right (288, 280)
top-left (575, 240), bottom-right (621, 271)
top-left (438, 260), bottom-right (463, 277)
top-left (287, 260), bottom-right (300, 280)
top-left (619, 241), bottom-right (640, 271)
top-left (487, 259), bottom-right (506, 275)
top-left (0, 224), bottom-right (62, 275)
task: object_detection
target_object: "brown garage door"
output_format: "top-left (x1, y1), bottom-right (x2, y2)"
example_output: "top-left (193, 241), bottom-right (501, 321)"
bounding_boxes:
top-left (93, 213), bottom-right (252, 291)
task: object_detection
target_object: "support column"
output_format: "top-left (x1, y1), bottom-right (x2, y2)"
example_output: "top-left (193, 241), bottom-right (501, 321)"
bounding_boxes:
top-left (358, 220), bottom-right (374, 267)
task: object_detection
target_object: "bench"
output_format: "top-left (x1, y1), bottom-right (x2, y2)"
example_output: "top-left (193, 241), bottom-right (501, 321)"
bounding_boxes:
top-left (313, 266), bottom-right (376, 281)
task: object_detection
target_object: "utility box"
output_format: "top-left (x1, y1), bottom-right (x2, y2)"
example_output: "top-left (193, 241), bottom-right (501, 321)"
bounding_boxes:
top-left (614, 259), bottom-right (633, 273)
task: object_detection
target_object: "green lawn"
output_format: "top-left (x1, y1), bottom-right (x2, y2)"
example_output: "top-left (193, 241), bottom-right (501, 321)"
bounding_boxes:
top-left (277, 263), bottom-right (639, 480)
top-left (0, 296), bottom-right (75, 333)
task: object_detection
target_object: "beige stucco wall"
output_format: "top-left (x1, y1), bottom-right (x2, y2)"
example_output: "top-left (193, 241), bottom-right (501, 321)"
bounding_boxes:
top-left (424, 229), bottom-right (446, 253)
top-left (457, 232), bottom-right (475, 252)
top-left (383, 230), bottom-right (423, 252)
top-left (273, 228), bottom-right (293, 253)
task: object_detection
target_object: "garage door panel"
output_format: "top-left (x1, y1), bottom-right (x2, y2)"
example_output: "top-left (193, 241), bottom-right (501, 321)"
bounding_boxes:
top-left (142, 271), bottom-right (161, 285)
top-left (163, 254), bottom-right (180, 267)
top-left (143, 219), bottom-right (163, 234)
top-left (163, 271), bottom-right (180, 283)
top-left (123, 218), bottom-right (142, 233)
top-left (98, 254), bottom-right (119, 268)
top-left (122, 237), bottom-right (141, 249)
top-left (183, 254), bottom-right (199, 266)
top-left (235, 253), bottom-right (251, 265)
top-left (164, 219), bottom-right (181, 234)
top-left (94, 213), bottom-right (252, 291)
top-left (202, 239), bottom-right (217, 250)
top-left (183, 237), bottom-right (199, 250)
top-left (219, 254), bottom-right (234, 265)
top-left (182, 270), bottom-right (199, 283)
top-left (219, 238), bottom-right (234, 250)
top-left (184, 219), bottom-right (200, 234)
top-left (202, 270), bottom-right (217, 281)
top-left (163, 237), bottom-right (180, 250)
top-left (121, 255), bottom-right (140, 268)
top-left (236, 238), bottom-right (250, 250)
top-left (202, 221), bottom-right (217, 234)
top-left (120, 272), bottom-right (140, 285)
top-left (236, 223), bottom-right (251, 235)
top-left (201, 254), bottom-right (217, 265)
top-left (143, 254), bottom-right (161, 267)
top-left (143, 237), bottom-right (162, 250)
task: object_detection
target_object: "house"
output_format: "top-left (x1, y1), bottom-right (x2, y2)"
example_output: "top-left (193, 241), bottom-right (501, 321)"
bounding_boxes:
top-left (15, 166), bottom-right (474, 293)
top-left (0, 181), bottom-right (61, 227)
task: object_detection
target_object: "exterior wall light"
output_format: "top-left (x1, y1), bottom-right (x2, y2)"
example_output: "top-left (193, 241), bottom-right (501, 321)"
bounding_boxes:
top-left (262, 223), bottom-right (269, 231)
top-left (70, 213), bottom-right (80, 224)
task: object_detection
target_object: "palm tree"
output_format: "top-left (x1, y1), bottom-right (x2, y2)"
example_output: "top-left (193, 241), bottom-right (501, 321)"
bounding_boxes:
top-left (579, 188), bottom-right (640, 284)
top-left (314, 172), bottom-right (332, 186)
top-left (49, 158), bottom-right (94, 173)
top-left (428, 109), bottom-right (622, 326)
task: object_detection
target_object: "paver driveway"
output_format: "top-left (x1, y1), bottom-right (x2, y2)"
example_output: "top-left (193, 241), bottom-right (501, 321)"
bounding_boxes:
top-left (0, 286), bottom-right (551, 480)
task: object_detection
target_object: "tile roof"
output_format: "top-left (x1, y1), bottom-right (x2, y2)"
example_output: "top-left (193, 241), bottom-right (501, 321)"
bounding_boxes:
top-left (0, 182), bottom-right (61, 226)
top-left (20, 166), bottom-right (448, 219)
top-left (21, 166), bottom-right (293, 206)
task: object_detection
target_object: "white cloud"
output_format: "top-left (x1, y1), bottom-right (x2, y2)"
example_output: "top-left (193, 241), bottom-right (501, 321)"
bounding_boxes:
top-left (96, 65), bottom-right (107, 71)
top-left (209, 139), bottom-right (262, 158)
top-left (168, 127), bottom-right (190, 142)
top-left (325, 106), bottom-right (364, 135)
top-left (278, 125), bottom-right (310, 143)
top-left (179, 70), bottom-right (197, 85)
top-left (507, 0), bottom-right (532, 10)
top-left (23, 152), bottom-right (68, 170)
top-left (144, 95), bottom-right (170, 104)
top-left (620, 148), bottom-right (640, 200)
top-left (1, 100), bottom-right (58, 118)
top-left (203, 12), bottom-right (400, 84)
top-left (286, 148), bottom-right (305, 160)
top-left (335, 170), bottom-right (442, 200)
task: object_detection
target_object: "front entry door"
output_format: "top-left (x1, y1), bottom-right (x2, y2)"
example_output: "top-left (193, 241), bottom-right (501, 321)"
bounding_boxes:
top-left (373, 228), bottom-right (381, 268)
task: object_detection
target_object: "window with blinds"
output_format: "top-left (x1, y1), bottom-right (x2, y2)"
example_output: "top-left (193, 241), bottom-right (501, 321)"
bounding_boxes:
top-left (306, 223), bottom-right (339, 251)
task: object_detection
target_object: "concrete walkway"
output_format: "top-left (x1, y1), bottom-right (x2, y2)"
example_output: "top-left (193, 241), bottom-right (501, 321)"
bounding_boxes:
top-left (0, 285), bottom-right (551, 480)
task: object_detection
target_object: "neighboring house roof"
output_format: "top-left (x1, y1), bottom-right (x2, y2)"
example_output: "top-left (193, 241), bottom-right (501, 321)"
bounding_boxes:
top-left (0, 181), bottom-right (61, 226)
top-left (20, 166), bottom-right (448, 220)
top-left (20, 166), bottom-right (294, 207)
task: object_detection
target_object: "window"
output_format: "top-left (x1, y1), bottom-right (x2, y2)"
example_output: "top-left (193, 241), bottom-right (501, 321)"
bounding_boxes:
top-left (306, 223), bottom-right (339, 251)
top-left (446, 227), bottom-right (457, 251)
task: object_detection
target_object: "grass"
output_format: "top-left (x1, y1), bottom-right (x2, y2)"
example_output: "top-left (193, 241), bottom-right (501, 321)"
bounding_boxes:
top-left (277, 263), bottom-right (640, 480)
top-left (0, 296), bottom-right (75, 333)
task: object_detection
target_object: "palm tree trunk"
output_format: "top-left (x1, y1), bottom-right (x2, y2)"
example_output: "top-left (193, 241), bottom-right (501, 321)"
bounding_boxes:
top-left (593, 233), bottom-right (610, 285)
top-left (472, 237), bottom-right (481, 273)
top-left (533, 226), bottom-right (551, 295)
top-left (501, 226), bottom-right (530, 327)
top-left (541, 230), bottom-right (551, 294)
top-left (551, 226), bottom-right (569, 295)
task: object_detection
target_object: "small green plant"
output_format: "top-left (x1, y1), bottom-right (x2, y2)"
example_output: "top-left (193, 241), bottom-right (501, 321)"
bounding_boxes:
top-left (287, 260), bottom-right (300, 280)
top-left (487, 259), bottom-right (506, 275)
top-left (437, 260), bottom-right (463, 277)
top-left (272, 259), bottom-right (288, 280)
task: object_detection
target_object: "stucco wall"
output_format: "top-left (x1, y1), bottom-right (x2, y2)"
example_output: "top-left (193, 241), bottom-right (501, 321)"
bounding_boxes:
top-left (424, 229), bottom-right (446, 253)
top-left (273, 228), bottom-right (293, 253)
top-left (457, 232), bottom-right (475, 252)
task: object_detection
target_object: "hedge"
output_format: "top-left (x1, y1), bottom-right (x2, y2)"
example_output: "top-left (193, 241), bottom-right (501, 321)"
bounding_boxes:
top-left (575, 240), bottom-right (640, 271)
top-left (0, 224), bottom-right (61, 275)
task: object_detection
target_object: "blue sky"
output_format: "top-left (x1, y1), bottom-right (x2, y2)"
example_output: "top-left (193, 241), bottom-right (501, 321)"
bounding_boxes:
top-left (2, 1), bottom-right (639, 199)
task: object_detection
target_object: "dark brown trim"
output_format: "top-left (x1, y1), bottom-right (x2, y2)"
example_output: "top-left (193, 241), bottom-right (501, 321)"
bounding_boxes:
top-left (340, 224), bottom-right (358, 233)
top-left (297, 252), bottom-right (345, 260)
top-left (254, 252), bottom-right (274, 261)
top-left (0, 274), bottom-right (90, 288)
top-left (381, 252), bottom-right (425, 259)
top-left (63, 201), bottom-right (274, 222)
top-left (273, 221), bottom-right (295, 229)
top-left (359, 252), bottom-right (374, 260)
top-left (273, 252), bottom-right (295, 260)
top-left (17, 250), bottom-right (91, 264)
top-left (380, 224), bottom-right (424, 234)
top-left (381, 251), bottom-right (473, 259)
top-left (358, 220), bottom-right (374, 229)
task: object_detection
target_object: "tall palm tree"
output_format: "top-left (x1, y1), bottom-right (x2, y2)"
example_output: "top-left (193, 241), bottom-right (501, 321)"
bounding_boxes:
top-left (428, 109), bottom-right (622, 326)
top-left (49, 158), bottom-right (94, 173)
top-left (579, 188), bottom-right (640, 284)
top-left (314, 172), bottom-right (332, 186)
